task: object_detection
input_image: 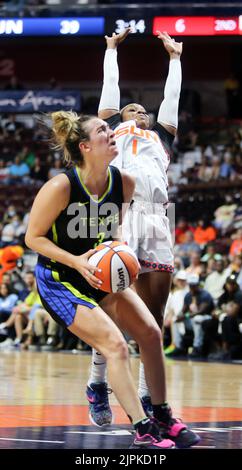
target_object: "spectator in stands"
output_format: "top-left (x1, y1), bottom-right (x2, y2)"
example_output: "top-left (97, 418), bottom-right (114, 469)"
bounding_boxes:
top-left (0, 214), bottom-right (24, 247)
top-left (8, 156), bottom-right (30, 184)
top-left (232, 153), bottom-right (242, 180)
top-left (204, 259), bottom-right (229, 303)
top-left (193, 218), bottom-right (216, 248)
top-left (30, 157), bottom-right (47, 183)
top-left (213, 195), bottom-right (237, 233)
top-left (210, 156), bottom-right (221, 181)
top-left (33, 307), bottom-right (59, 350)
top-left (18, 145), bottom-right (36, 169)
top-left (48, 158), bottom-right (63, 179)
top-left (0, 283), bottom-right (18, 333)
top-left (197, 156), bottom-right (213, 182)
top-left (18, 270), bottom-right (35, 301)
top-left (170, 274), bottom-right (214, 358)
top-left (3, 205), bottom-right (17, 225)
top-left (1, 220), bottom-right (16, 247)
top-left (164, 270), bottom-right (189, 356)
top-left (186, 251), bottom-right (203, 276)
top-left (175, 217), bottom-right (194, 244)
top-left (0, 277), bottom-right (40, 347)
top-left (0, 159), bottom-right (9, 184)
top-left (220, 153), bottom-right (235, 180)
top-left (175, 231), bottom-right (200, 267)
top-left (229, 229), bottom-right (242, 257)
top-left (3, 114), bottom-right (25, 139)
top-left (208, 276), bottom-right (242, 360)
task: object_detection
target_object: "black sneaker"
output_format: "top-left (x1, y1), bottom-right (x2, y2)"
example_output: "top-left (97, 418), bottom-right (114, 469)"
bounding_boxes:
top-left (157, 405), bottom-right (200, 448)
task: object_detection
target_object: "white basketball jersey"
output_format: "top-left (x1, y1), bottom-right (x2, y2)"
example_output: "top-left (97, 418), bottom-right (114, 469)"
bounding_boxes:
top-left (111, 120), bottom-right (170, 204)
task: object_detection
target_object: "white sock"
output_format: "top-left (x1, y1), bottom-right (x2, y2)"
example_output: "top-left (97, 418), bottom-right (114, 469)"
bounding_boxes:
top-left (87, 348), bottom-right (107, 386)
top-left (138, 362), bottom-right (150, 398)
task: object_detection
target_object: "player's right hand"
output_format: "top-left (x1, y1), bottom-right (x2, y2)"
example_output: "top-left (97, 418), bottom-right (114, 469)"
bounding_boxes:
top-left (74, 249), bottom-right (102, 289)
top-left (105, 28), bottom-right (131, 49)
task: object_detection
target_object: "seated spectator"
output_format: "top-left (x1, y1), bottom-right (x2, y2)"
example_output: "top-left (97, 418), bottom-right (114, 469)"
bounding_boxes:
top-left (164, 270), bottom-right (189, 356)
top-left (0, 279), bottom-right (41, 348)
top-left (1, 221), bottom-right (16, 247)
top-left (197, 156), bottom-right (213, 182)
top-left (3, 114), bottom-right (25, 140)
top-left (33, 307), bottom-right (59, 350)
top-left (18, 271), bottom-right (36, 301)
top-left (3, 205), bottom-right (17, 225)
top-left (8, 156), bottom-right (30, 184)
top-left (193, 218), bottom-right (217, 248)
top-left (213, 195), bottom-right (237, 233)
top-left (220, 153), bottom-right (235, 179)
top-left (220, 300), bottom-right (242, 359)
top-left (0, 283), bottom-right (18, 333)
top-left (0, 214), bottom-right (23, 247)
top-left (204, 259), bottom-right (230, 303)
top-left (175, 231), bottom-right (200, 267)
top-left (18, 145), bottom-right (36, 169)
top-left (169, 274), bottom-right (214, 358)
top-left (0, 159), bottom-right (9, 184)
top-left (175, 217), bottom-right (194, 244)
top-left (206, 276), bottom-right (242, 360)
top-left (30, 157), bottom-right (47, 183)
top-left (229, 229), bottom-right (242, 257)
top-left (48, 158), bottom-right (63, 179)
top-left (186, 251), bottom-right (203, 276)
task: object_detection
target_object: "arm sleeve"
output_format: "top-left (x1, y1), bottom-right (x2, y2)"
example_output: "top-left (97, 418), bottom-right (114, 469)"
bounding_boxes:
top-left (98, 48), bottom-right (120, 112)
top-left (157, 58), bottom-right (182, 129)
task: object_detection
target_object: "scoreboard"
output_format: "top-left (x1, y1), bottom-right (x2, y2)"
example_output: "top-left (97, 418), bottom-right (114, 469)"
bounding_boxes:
top-left (0, 16), bottom-right (242, 36)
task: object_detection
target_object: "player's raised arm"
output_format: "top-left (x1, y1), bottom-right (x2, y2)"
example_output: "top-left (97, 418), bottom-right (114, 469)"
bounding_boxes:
top-left (156, 31), bottom-right (183, 136)
top-left (98, 28), bottom-right (130, 120)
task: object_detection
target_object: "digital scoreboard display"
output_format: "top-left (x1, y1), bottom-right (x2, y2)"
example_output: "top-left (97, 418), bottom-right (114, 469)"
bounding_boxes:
top-left (0, 18), bottom-right (105, 36)
top-left (0, 16), bottom-right (242, 37)
top-left (153, 16), bottom-right (240, 36)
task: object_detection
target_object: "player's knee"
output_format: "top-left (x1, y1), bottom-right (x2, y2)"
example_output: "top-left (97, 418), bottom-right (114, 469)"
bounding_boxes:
top-left (106, 337), bottom-right (129, 361)
top-left (140, 324), bottom-right (162, 346)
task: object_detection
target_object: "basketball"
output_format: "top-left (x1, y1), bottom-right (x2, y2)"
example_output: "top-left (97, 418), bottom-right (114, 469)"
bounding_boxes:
top-left (88, 241), bottom-right (140, 293)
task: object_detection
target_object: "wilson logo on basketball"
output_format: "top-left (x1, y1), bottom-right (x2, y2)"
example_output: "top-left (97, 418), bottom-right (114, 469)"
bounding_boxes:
top-left (117, 267), bottom-right (126, 291)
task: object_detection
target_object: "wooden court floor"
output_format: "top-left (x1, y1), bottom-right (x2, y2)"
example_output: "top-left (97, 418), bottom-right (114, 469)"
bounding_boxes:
top-left (0, 350), bottom-right (242, 449)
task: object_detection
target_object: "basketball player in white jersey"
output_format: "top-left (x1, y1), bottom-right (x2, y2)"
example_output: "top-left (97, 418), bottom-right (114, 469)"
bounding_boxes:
top-left (86, 29), bottom-right (200, 448)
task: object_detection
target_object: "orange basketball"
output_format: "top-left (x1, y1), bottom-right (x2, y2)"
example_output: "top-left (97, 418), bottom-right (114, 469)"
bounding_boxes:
top-left (88, 241), bottom-right (140, 293)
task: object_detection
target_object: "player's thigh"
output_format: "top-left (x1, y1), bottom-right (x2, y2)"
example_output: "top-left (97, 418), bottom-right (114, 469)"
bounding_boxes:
top-left (68, 303), bottom-right (126, 355)
top-left (100, 288), bottom-right (160, 344)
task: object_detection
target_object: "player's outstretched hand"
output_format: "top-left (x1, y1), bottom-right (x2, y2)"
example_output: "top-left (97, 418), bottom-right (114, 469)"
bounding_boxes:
top-left (156, 31), bottom-right (183, 57)
top-left (74, 249), bottom-right (102, 289)
top-left (105, 28), bottom-right (131, 49)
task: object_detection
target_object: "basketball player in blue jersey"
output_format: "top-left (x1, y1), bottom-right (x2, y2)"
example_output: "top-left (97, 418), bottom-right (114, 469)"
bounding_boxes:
top-left (87, 30), bottom-right (200, 448)
top-left (25, 110), bottom-right (179, 449)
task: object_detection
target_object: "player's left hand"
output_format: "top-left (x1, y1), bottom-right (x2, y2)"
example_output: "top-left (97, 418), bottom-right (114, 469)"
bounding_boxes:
top-left (156, 31), bottom-right (183, 57)
top-left (105, 28), bottom-right (131, 49)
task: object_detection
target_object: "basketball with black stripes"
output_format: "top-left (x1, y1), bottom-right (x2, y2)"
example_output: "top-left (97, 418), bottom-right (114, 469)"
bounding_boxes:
top-left (88, 241), bottom-right (140, 293)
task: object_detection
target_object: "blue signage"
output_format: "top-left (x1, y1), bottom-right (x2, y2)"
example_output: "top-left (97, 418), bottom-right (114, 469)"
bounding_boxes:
top-left (0, 18), bottom-right (105, 36)
top-left (0, 90), bottom-right (81, 112)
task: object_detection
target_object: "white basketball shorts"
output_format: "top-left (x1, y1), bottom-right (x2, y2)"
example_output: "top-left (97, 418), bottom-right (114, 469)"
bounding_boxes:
top-left (122, 201), bottom-right (174, 274)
